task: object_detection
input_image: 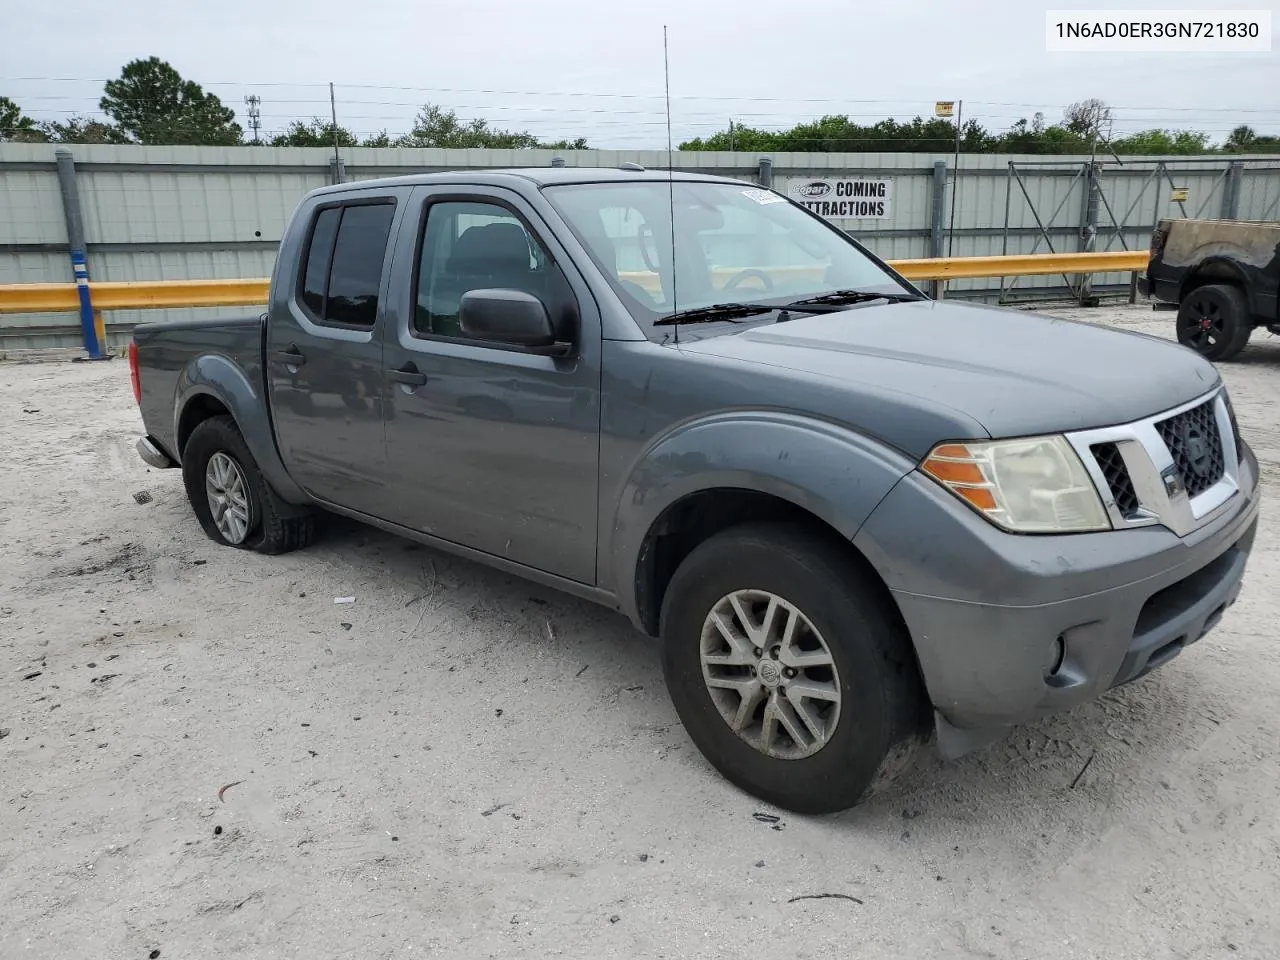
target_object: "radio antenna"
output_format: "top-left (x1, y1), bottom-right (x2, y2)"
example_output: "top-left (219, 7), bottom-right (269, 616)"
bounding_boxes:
top-left (664, 25), bottom-right (679, 342)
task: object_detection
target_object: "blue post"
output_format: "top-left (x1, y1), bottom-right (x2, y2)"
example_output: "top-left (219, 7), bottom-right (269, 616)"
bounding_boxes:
top-left (70, 249), bottom-right (104, 359)
top-left (56, 148), bottom-right (109, 360)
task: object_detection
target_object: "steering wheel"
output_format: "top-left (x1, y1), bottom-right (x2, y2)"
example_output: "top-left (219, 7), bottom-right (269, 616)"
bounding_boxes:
top-left (721, 268), bottom-right (774, 294)
top-left (637, 225), bottom-right (661, 273)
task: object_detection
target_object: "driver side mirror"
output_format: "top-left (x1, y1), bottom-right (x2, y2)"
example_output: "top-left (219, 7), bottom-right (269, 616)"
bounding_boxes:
top-left (459, 289), bottom-right (570, 356)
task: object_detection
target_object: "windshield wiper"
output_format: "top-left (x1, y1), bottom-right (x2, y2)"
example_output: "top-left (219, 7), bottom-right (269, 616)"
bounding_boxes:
top-left (652, 290), bottom-right (918, 327)
top-left (653, 302), bottom-right (786, 326)
top-left (784, 289), bottom-right (924, 311)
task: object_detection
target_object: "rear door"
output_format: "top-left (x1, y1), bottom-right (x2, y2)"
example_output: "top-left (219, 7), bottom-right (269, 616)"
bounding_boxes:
top-left (378, 185), bottom-right (602, 584)
top-left (266, 189), bottom-right (409, 515)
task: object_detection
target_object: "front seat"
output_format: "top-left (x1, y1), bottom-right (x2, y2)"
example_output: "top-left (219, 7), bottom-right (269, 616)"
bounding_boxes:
top-left (430, 222), bottom-right (536, 336)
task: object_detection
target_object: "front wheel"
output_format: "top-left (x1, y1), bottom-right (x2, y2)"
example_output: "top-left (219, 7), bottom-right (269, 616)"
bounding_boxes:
top-left (181, 415), bottom-right (314, 555)
top-left (1176, 283), bottom-right (1252, 361)
top-left (659, 522), bottom-right (931, 814)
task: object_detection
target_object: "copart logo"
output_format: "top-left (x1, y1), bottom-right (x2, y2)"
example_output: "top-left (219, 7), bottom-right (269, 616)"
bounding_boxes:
top-left (794, 181), bottom-right (832, 198)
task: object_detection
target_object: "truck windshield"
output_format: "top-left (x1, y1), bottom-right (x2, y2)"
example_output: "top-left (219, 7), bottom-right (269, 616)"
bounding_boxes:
top-left (542, 180), bottom-right (918, 335)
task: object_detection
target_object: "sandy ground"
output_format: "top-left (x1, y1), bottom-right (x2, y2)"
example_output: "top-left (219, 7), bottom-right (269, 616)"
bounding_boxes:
top-left (1, 303), bottom-right (1278, 960)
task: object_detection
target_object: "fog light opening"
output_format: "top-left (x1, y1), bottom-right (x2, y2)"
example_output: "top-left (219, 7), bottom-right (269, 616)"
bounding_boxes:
top-left (1045, 635), bottom-right (1066, 680)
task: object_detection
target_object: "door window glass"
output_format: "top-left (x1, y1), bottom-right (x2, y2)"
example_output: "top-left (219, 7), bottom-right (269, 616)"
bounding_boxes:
top-left (298, 201), bottom-right (396, 329)
top-left (414, 201), bottom-right (572, 339)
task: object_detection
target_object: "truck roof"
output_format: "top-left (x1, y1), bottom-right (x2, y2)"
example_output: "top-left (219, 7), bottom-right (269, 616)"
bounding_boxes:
top-left (308, 166), bottom-right (753, 197)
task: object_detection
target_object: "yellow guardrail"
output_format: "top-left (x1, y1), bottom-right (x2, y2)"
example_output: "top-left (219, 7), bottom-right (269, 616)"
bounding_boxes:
top-left (0, 278), bottom-right (273, 314)
top-left (892, 250), bottom-right (1147, 280)
top-left (0, 251), bottom-right (1149, 315)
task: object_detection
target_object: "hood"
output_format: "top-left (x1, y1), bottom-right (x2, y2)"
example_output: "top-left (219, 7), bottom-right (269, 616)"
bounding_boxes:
top-left (677, 299), bottom-right (1220, 439)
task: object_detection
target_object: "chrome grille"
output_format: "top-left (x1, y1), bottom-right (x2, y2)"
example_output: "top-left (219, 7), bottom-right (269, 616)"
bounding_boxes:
top-left (1154, 399), bottom-right (1225, 499)
top-left (1066, 387), bottom-right (1241, 538)
top-left (1091, 442), bottom-right (1140, 517)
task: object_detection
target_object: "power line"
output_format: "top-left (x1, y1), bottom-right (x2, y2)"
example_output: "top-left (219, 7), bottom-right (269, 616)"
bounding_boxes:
top-left (5, 75), bottom-right (1279, 113)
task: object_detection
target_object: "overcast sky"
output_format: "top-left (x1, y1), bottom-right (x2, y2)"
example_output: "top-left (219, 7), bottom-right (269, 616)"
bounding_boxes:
top-left (4, 0), bottom-right (1278, 147)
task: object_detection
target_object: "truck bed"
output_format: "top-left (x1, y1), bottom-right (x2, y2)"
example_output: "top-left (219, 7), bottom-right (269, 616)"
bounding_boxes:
top-left (132, 313), bottom-right (266, 463)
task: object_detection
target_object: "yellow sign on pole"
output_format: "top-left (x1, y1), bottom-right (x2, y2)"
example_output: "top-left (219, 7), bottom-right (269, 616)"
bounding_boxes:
top-left (935, 101), bottom-right (955, 118)
top-left (1171, 187), bottom-right (1189, 202)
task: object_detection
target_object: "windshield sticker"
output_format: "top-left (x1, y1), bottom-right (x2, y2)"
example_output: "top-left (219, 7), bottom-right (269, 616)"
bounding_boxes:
top-left (741, 188), bottom-right (786, 205)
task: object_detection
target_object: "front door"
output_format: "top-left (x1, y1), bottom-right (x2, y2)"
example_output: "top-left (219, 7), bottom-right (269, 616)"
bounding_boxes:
top-left (380, 187), bottom-right (601, 584)
top-left (266, 193), bottom-right (405, 515)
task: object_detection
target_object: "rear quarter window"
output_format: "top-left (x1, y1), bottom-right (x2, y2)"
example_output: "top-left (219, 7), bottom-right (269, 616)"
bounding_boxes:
top-left (297, 200), bottom-right (396, 329)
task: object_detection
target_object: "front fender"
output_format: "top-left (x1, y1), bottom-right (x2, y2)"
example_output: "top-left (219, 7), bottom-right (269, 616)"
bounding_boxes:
top-left (606, 411), bottom-right (917, 626)
top-left (175, 354), bottom-right (308, 504)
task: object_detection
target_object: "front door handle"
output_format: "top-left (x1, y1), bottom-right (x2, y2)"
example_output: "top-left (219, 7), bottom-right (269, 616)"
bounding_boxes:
top-left (389, 363), bottom-right (428, 387)
top-left (272, 345), bottom-right (306, 367)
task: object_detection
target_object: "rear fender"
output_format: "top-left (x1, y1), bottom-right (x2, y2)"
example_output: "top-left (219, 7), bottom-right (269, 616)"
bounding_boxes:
top-left (605, 411), bottom-right (917, 626)
top-left (1175, 242), bottom-right (1279, 320)
top-left (174, 353), bottom-right (308, 504)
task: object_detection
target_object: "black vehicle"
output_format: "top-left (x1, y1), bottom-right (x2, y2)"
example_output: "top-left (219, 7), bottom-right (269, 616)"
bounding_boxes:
top-left (1143, 217), bottom-right (1280, 361)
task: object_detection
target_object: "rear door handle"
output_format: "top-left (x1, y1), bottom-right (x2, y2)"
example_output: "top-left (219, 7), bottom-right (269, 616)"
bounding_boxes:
top-left (389, 363), bottom-right (428, 387)
top-left (272, 346), bottom-right (306, 367)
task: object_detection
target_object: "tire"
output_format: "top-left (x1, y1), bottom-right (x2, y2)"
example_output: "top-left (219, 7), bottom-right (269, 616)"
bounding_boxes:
top-left (659, 521), bottom-right (932, 815)
top-left (181, 415), bottom-right (314, 555)
top-left (1176, 283), bottom-right (1252, 361)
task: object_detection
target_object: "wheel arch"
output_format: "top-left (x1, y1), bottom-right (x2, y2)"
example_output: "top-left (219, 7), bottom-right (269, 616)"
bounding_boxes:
top-left (605, 412), bottom-right (918, 637)
top-left (631, 487), bottom-right (910, 641)
top-left (1179, 257), bottom-right (1259, 318)
top-left (173, 354), bottom-right (308, 504)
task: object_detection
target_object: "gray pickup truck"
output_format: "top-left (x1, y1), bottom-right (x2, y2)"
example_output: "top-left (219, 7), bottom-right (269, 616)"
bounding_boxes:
top-left (130, 168), bottom-right (1260, 813)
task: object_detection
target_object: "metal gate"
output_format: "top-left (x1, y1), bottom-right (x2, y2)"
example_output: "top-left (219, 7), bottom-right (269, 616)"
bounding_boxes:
top-left (999, 157), bottom-right (1280, 305)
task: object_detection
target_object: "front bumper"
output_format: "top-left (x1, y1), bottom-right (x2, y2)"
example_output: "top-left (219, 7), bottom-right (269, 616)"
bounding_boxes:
top-left (853, 440), bottom-right (1260, 758)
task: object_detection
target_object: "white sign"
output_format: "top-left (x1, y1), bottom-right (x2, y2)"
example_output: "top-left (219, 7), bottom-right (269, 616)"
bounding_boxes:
top-left (786, 178), bottom-right (894, 220)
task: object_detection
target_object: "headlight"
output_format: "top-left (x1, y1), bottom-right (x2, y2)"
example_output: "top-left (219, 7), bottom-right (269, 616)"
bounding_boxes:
top-left (921, 435), bottom-right (1110, 534)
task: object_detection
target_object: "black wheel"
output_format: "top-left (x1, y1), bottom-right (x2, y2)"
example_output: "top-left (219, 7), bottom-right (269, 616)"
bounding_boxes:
top-left (1176, 283), bottom-right (1252, 361)
top-left (659, 521), bottom-right (931, 815)
top-left (181, 415), bottom-right (314, 555)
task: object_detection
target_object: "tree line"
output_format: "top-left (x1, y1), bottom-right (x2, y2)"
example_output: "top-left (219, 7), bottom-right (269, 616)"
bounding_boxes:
top-left (2, 59), bottom-right (1277, 156)
top-left (0, 58), bottom-right (588, 150)
top-left (681, 99), bottom-right (1280, 155)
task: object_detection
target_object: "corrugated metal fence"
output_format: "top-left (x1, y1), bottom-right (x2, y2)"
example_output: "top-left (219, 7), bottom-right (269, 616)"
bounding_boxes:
top-left (2, 143), bottom-right (1278, 348)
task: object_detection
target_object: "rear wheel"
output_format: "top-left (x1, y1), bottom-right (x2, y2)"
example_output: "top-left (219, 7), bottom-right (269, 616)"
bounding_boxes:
top-left (659, 521), bottom-right (931, 814)
top-left (182, 415), bottom-right (314, 555)
top-left (1176, 283), bottom-right (1252, 361)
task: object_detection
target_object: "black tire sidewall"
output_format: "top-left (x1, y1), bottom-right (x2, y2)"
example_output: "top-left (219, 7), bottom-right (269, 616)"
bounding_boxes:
top-left (1177, 283), bottom-right (1251, 361)
top-left (181, 417), bottom-right (265, 550)
top-left (660, 523), bottom-right (926, 813)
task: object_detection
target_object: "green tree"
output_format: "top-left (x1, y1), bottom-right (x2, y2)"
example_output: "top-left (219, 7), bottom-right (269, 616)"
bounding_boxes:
top-left (1063, 98), bottom-right (1112, 139)
top-left (39, 115), bottom-right (127, 144)
top-left (1226, 124), bottom-right (1257, 151)
top-left (1222, 124), bottom-right (1280, 153)
top-left (394, 103), bottom-right (540, 149)
top-left (360, 130), bottom-right (392, 147)
top-left (0, 95), bottom-right (44, 142)
top-left (541, 137), bottom-right (590, 150)
top-left (1111, 128), bottom-right (1210, 155)
top-left (683, 114), bottom-right (986, 153)
top-left (100, 57), bottom-right (241, 145)
top-left (270, 118), bottom-right (358, 147)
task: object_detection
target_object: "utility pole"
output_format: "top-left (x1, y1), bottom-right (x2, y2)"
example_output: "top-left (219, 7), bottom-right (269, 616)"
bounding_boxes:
top-left (947, 99), bottom-right (963, 257)
top-left (243, 95), bottom-right (262, 145)
top-left (329, 83), bottom-right (343, 184)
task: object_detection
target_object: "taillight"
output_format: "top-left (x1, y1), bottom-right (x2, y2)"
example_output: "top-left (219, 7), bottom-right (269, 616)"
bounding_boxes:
top-left (1149, 223), bottom-right (1169, 259)
top-left (128, 340), bottom-right (142, 405)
